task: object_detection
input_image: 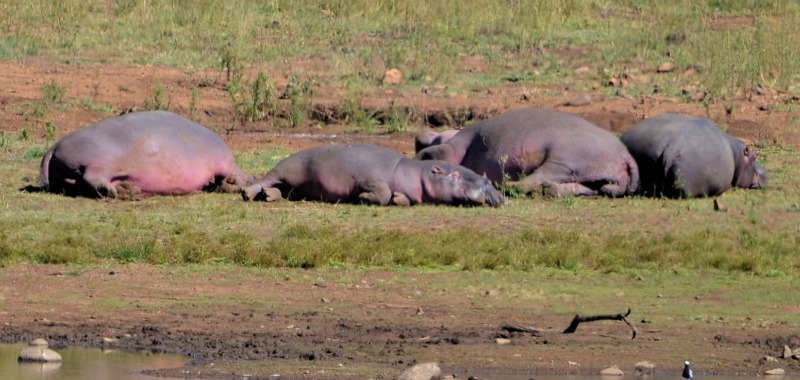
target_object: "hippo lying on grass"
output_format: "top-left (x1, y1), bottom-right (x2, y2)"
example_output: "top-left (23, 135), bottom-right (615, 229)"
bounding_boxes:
top-left (620, 114), bottom-right (767, 198)
top-left (40, 110), bottom-right (247, 199)
top-left (241, 143), bottom-right (503, 207)
top-left (416, 108), bottom-right (639, 197)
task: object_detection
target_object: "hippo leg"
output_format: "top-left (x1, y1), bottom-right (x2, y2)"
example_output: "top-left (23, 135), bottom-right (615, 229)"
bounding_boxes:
top-left (505, 162), bottom-right (572, 196)
top-left (357, 181), bottom-right (392, 205)
top-left (391, 192), bottom-right (412, 206)
top-left (241, 184), bottom-right (282, 202)
top-left (82, 170), bottom-right (119, 198)
top-left (541, 181), bottom-right (598, 197)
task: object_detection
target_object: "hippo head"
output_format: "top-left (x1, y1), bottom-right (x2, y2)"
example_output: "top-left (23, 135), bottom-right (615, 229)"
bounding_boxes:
top-left (422, 162), bottom-right (504, 207)
top-left (416, 144), bottom-right (459, 164)
top-left (734, 143), bottom-right (768, 189)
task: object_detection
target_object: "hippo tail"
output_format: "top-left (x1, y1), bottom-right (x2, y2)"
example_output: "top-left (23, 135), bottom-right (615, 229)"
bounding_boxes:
top-left (39, 144), bottom-right (57, 190)
top-left (624, 154), bottom-right (640, 195)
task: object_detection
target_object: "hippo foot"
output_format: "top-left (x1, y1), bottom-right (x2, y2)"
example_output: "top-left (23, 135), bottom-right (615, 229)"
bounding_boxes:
top-left (217, 175), bottom-right (246, 194)
top-left (114, 182), bottom-right (142, 201)
top-left (242, 185), bottom-right (282, 202)
top-left (541, 181), bottom-right (597, 197)
top-left (391, 192), bottom-right (412, 206)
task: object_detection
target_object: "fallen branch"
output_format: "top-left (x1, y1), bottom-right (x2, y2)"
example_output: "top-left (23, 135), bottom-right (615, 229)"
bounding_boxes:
top-left (500, 323), bottom-right (542, 336)
top-left (562, 307), bottom-right (637, 339)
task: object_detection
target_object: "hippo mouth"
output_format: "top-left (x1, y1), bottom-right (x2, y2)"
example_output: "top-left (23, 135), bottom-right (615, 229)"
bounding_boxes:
top-left (462, 186), bottom-right (504, 207)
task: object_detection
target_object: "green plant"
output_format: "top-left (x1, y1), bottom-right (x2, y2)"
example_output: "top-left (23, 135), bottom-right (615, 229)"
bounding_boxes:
top-left (282, 75), bottom-right (316, 128)
top-left (384, 99), bottom-right (412, 133)
top-left (24, 80), bottom-right (67, 120)
top-left (228, 71), bottom-right (279, 124)
top-left (143, 82), bottom-right (170, 111)
top-left (189, 88), bottom-right (201, 120)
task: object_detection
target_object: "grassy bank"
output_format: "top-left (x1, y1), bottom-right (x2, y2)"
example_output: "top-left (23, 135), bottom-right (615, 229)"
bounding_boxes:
top-left (1, 131), bottom-right (798, 275)
top-left (1, 1), bottom-right (799, 98)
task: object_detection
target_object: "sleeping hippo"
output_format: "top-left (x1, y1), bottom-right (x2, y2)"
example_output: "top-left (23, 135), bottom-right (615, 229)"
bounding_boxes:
top-left (619, 114), bottom-right (767, 198)
top-left (241, 143), bottom-right (503, 207)
top-left (415, 129), bottom-right (458, 153)
top-left (40, 110), bottom-right (247, 199)
top-left (415, 108), bottom-right (639, 197)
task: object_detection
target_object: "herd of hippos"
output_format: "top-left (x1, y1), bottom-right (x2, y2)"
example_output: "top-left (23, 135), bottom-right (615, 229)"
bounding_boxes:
top-left (35, 107), bottom-right (767, 206)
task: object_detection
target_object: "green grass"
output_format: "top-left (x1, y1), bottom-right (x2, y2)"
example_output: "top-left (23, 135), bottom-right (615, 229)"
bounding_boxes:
top-left (1, 130), bottom-right (799, 275)
top-left (1, 1), bottom-right (799, 98)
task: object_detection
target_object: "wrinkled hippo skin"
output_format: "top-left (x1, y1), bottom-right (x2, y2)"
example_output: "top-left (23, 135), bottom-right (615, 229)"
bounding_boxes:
top-left (40, 110), bottom-right (247, 199)
top-left (242, 143), bottom-right (503, 207)
top-left (414, 129), bottom-right (458, 153)
top-left (416, 108), bottom-right (639, 197)
top-left (620, 113), bottom-right (767, 198)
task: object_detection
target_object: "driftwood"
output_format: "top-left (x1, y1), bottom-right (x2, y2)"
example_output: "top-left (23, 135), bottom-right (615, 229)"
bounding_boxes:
top-left (500, 323), bottom-right (542, 336)
top-left (562, 307), bottom-right (637, 339)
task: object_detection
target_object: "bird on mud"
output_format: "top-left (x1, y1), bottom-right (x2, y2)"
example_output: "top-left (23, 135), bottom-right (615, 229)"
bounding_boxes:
top-left (682, 361), bottom-right (694, 380)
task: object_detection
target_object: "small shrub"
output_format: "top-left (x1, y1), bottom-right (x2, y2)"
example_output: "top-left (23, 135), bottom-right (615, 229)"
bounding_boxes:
top-left (282, 75), bottom-right (316, 128)
top-left (143, 82), bottom-right (170, 111)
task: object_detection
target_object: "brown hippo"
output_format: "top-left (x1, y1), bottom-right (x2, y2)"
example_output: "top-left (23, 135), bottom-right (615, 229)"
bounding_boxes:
top-left (241, 143), bottom-right (503, 207)
top-left (40, 111), bottom-right (247, 199)
top-left (619, 114), bottom-right (767, 198)
top-left (416, 108), bottom-right (639, 197)
top-left (414, 129), bottom-right (458, 153)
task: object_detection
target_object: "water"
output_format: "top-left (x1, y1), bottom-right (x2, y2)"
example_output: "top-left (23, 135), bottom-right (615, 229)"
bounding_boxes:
top-left (1, 343), bottom-right (188, 380)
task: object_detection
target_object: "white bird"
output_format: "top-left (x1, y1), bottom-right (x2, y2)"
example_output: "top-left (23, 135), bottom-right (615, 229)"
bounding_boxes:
top-left (682, 361), bottom-right (693, 380)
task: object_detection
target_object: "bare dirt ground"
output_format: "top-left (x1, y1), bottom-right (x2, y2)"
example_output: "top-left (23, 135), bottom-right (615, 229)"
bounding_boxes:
top-left (1, 58), bottom-right (800, 379)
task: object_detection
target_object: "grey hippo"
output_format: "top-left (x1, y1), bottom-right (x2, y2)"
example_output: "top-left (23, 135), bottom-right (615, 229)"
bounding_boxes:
top-left (415, 129), bottom-right (458, 153)
top-left (416, 108), bottom-right (639, 197)
top-left (241, 143), bottom-right (503, 206)
top-left (40, 110), bottom-right (247, 199)
top-left (620, 113), bottom-right (767, 198)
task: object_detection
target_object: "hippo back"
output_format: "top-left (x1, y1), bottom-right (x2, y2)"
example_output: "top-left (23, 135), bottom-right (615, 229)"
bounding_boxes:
top-left (620, 114), bottom-right (747, 198)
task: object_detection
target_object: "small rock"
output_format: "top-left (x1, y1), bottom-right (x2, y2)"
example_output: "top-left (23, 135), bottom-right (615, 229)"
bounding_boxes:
top-left (416, 307), bottom-right (424, 315)
top-left (691, 91), bottom-right (707, 102)
top-left (607, 77), bottom-right (622, 87)
top-left (562, 95), bottom-right (592, 107)
top-left (313, 281), bottom-right (327, 288)
top-left (29, 338), bottom-right (49, 347)
top-left (383, 68), bottom-right (403, 85)
top-left (683, 66), bottom-right (697, 77)
top-left (760, 355), bottom-right (779, 364)
top-left (765, 368), bottom-right (785, 376)
top-left (102, 337), bottom-right (118, 344)
top-left (635, 361), bottom-right (656, 376)
top-left (398, 362), bottom-right (441, 380)
top-left (600, 366), bottom-right (624, 376)
top-left (574, 66), bottom-right (590, 74)
top-left (320, 297), bottom-right (330, 303)
top-left (783, 345), bottom-right (793, 359)
top-left (569, 361), bottom-right (580, 366)
top-left (18, 347), bottom-right (63, 363)
top-left (657, 62), bottom-right (676, 73)
top-left (713, 199), bottom-right (727, 212)
top-left (495, 338), bottom-right (511, 345)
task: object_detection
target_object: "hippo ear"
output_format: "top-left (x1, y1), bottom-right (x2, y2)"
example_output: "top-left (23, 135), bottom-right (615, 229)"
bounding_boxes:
top-left (743, 145), bottom-right (755, 162)
top-left (430, 165), bottom-right (444, 175)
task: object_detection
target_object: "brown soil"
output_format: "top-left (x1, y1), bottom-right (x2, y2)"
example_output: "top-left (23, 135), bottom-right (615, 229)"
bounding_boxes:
top-left (1, 58), bottom-right (799, 379)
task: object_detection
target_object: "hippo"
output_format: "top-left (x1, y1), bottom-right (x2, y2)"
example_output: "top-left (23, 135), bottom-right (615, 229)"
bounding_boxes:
top-left (619, 114), bottom-right (767, 198)
top-left (40, 110), bottom-right (247, 199)
top-left (415, 108), bottom-right (639, 197)
top-left (415, 129), bottom-right (458, 153)
top-left (241, 143), bottom-right (503, 207)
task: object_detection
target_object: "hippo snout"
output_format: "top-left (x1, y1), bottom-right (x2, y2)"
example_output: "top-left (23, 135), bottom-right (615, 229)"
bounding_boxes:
top-left (750, 165), bottom-right (768, 189)
top-left (468, 181), bottom-right (504, 207)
